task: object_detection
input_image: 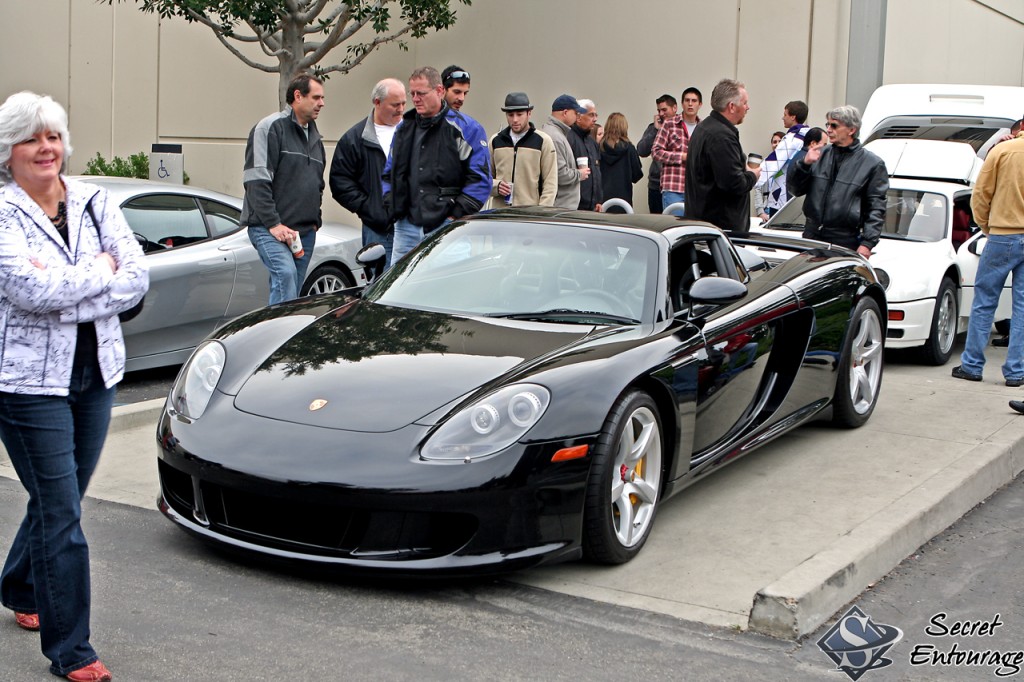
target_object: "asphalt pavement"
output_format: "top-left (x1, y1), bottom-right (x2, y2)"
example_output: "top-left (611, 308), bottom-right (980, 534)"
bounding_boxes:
top-left (1, 340), bottom-right (1023, 659)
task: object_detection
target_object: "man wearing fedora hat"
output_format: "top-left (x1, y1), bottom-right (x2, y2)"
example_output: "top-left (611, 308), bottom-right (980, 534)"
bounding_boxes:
top-left (489, 92), bottom-right (557, 207)
top-left (541, 94), bottom-right (591, 209)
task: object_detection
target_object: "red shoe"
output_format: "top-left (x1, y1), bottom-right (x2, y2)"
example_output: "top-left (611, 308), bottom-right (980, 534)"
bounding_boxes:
top-left (14, 611), bottom-right (39, 631)
top-left (65, 660), bottom-right (112, 682)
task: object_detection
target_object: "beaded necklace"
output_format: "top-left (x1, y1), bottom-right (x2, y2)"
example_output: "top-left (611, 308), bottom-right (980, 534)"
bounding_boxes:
top-left (49, 200), bottom-right (69, 245)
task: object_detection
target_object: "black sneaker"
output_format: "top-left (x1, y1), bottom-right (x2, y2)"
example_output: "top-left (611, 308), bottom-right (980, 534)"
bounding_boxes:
top-left (1007, 378), bottom-right (1024, 387)
top-left (993, 336), bottom-right (1010, 347)
top-left (1010, 400), bottom-right (1024, 415)
top-left (952, 365), bottom-right (982, 382)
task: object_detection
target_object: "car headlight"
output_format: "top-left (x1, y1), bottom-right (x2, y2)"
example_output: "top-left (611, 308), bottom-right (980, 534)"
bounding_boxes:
top-left (170, 341), bottom-right (225, 420)
top-left (421, 384), bottom-right (551, 462)
top-left (873, 267), bottom-right (891, 290)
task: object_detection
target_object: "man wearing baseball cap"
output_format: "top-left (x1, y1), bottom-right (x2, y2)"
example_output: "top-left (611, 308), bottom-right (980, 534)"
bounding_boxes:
top-left (489, 92), bottom-right (557, 207)
top-left (541, 94), bottom-right (591, 208)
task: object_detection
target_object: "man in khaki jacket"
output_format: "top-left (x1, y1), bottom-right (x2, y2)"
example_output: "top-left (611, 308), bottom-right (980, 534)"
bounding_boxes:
top-left (953, 124), bottom-right (1024, 389)
top-left (489, 92), bottom-right (557, 207)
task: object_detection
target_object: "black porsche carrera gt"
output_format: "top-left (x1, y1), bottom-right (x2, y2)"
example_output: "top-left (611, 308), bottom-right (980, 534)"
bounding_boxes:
top-left (156, 208), bottom-right (886, 574)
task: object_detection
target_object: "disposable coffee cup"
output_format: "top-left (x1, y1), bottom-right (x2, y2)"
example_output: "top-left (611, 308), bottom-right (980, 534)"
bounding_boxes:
top-left (576, 156), bottom-right (589, 169)
top-left (289, 234), bottom-right (305, 259)
top-left (746, 153), bottom-right (763, 168)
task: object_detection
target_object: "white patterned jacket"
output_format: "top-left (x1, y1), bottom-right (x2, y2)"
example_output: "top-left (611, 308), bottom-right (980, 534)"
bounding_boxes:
top-left (0, 177), bottom-right (149, 395)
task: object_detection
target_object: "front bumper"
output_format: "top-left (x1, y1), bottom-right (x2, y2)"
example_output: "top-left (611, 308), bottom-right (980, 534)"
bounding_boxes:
top-left (883, 297), bottom-right (934, 349)
top-left (156, 406), bottom-right (595, 575)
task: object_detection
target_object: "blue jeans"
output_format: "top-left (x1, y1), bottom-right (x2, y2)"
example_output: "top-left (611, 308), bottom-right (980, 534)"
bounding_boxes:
top-left (248, 227), bottom-right (316, 304)
top-left (391, 217), bottom-right (452, 265)
top-left (0, 331), bottom-right (115, 676)
top-left (960, 233), bottom-right (1024, 380)
top-left (662, 191), bottom-right (685, 216)
top-left (391, 217), bottom-right (425, 265)
top-left (362, 224), bottom-right (394, 272)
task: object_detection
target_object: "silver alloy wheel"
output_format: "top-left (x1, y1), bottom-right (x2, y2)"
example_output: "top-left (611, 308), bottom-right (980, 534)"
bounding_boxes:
top-left (849, 306), bottom-right (884, 414)
top-left (935, 287), bottom-right (957, 354)
top-left (306, 272), bottom-right (347, 296)
top-left (610, 405), bottom-right (662, 547)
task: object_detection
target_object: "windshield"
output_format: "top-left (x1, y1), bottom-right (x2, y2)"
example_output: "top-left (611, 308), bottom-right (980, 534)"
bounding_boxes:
top-left (768, 190), bottom-right (948, 243)
top-left (365, 220), bottom-right (658, 323)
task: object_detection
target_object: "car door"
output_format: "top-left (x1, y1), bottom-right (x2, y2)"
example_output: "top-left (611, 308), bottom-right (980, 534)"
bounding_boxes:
top-left (119, 193), bottom-right (237, 362)
top-left (665, 235), bottom-right (778, 456)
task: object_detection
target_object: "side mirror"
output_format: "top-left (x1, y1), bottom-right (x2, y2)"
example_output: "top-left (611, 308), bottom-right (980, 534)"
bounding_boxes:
top-left (357, 242), bottom-right (387, 282)
top-left (689, 276), bottom-right (747, 305)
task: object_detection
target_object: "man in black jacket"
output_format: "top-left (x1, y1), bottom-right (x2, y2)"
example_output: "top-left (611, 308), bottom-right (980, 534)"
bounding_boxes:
top-left (330, 78), bottom-right (406, 270)
top-left (637, 94), bottom-right (677, 214)
top-left (684, 79), bottom-right (760, 234)
top-left (383, 66), bottom-right (490, 263)
top-left (570, 98), bottom-right (604, 211)
top-left (788, 105), bottom-right (888, 258)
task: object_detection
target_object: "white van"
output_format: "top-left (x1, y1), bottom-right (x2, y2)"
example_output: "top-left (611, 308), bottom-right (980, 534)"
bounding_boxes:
top-left (860, 83), bottom-right (1024, 158)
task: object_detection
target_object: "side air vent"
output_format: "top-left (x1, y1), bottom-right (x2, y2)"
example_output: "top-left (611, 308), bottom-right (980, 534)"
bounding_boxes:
top-left (879, 126), bottom-right (918, 139)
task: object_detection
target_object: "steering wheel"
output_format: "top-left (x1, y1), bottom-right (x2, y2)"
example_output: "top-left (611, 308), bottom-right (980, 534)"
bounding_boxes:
top-left (134, 232), bottom-right (168, 253)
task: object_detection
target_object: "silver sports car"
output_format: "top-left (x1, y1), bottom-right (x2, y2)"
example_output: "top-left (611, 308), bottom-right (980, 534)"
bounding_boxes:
top-left (77, 177), bottom-right (366, 371)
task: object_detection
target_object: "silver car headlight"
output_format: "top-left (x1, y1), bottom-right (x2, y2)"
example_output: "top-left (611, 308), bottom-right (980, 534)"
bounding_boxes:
top-left (421, 384), bottom-right (551, 462)
top-left (170, 341), bottom-right (225, 420)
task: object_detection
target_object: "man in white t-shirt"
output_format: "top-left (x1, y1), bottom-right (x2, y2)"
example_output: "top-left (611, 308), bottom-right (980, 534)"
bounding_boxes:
top-left (329, 78), bottom-right (407, 268)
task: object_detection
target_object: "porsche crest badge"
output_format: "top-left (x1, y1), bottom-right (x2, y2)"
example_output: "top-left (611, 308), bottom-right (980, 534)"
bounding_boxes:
top-left (309, 399), bottom-right (328, 411)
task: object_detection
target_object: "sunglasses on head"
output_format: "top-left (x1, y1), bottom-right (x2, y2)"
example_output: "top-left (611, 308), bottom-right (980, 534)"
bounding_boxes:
top-left (445, 70), bottom-right (470, 85)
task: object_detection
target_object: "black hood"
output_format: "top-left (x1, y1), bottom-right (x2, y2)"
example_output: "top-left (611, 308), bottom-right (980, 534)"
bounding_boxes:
top-left (233, 301), bottom-right (594, 431)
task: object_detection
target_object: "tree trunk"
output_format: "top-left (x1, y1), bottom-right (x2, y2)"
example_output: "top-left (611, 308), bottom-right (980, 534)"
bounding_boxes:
top-left (276, 13), bottom-right (306, 109)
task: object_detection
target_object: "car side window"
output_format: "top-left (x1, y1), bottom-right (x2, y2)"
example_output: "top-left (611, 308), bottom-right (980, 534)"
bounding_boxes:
top-left (121, 194), bottom-right (209, 249)
top-left (199, 198), bottom-right (242, 238)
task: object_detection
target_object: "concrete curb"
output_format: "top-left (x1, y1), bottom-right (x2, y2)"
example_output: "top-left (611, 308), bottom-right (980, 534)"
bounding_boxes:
top-left (748, 438), bottom-right (1024, 639)
top-left (110, 397), bottom-right (165, 434)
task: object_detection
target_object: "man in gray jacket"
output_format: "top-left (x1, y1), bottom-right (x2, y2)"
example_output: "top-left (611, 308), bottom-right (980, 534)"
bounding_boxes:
top-left (541, 94), bottom-right (591, 209)
top-left (241, 73), bottom-right (326, 304)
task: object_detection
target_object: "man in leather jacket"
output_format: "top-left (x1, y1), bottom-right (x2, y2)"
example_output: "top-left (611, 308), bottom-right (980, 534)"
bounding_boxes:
top-left (788, 104), bottom-right (888, 259)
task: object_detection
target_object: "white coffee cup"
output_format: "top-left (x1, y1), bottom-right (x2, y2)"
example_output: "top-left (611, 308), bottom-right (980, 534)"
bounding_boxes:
top-left (746, 153), bottom-right (763, 168)
top-left (576, 156), bottom-right (589, 169)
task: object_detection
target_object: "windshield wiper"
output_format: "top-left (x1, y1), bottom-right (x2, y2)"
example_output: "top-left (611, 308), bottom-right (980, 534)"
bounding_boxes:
top-left (764, 222), bottom-right (805, 229)
top-left (486, 308), bottom-right (637, 324)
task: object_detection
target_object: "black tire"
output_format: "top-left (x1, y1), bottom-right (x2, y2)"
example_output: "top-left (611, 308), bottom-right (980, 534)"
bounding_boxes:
top-left (918, 277), bottom-right (958, 365)
top-left (582, 390), bottom-right (664, 564)
top-left (301, 264), bottom-right (352, 297)
top-left (832, 297), bottom-right (884, 428)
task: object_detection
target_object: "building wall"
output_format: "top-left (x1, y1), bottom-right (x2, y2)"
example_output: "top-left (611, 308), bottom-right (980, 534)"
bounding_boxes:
top-left (1, 0), bottom-right (1021, 222)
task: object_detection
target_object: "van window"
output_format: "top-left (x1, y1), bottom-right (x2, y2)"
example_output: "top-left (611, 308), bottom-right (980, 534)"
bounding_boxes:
top-left (864, 115), bottom-right (1014, 154)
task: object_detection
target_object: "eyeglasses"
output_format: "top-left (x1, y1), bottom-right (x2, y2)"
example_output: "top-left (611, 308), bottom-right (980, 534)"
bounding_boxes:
top-left (824, 121), bottom-right (843, 130)
top-left (410, 90), bottom-right (434, 99)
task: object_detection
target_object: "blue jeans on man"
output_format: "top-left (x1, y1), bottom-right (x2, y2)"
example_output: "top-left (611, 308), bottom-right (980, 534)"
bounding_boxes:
top-left (662, 190), bottom-right (685, 216)
top-left (248, 227), bottom-right (316, 304)
top-left (0, 336), bottom-right (115, 676)
top-left (959, 233), bottom-right (1024, 381)
top-left (391, 217), bottom-right (453, 265)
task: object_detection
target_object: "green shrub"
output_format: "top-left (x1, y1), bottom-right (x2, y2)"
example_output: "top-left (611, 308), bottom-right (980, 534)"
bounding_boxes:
top-left (83, 151), bottom-right (150, 178)
top-left (83, 152), bottom-right (189, 184)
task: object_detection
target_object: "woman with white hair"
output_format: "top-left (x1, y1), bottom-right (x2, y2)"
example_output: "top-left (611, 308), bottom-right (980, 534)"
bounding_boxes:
top-left (0, 91), bottom-right (148, 681)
